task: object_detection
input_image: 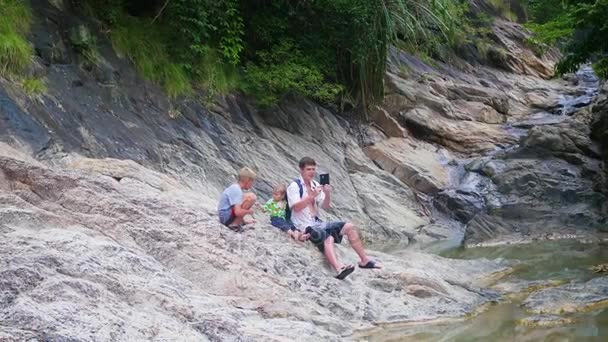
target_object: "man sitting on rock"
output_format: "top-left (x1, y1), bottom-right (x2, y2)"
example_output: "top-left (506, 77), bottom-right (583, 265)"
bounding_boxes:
top-left (217, 167), bottom-right (257, 232)
top-left (287, 157), bottom-right (382, 279)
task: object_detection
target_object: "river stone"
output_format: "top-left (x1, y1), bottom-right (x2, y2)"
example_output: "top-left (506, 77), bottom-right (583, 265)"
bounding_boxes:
top-left (524, 90), bottom-right (562, 111)
top-left (452, 100), bottom-right (506, 124)
top-left (522, 277), bottom-right (608, 314)
top-left (491, 279), bottom-right (566, 296)
top-left (517, 315), bottom-right (574, 327)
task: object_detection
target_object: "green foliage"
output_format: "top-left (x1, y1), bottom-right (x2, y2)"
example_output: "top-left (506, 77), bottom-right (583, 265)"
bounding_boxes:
top-left (77, 0), bottom-right (124, 26)
top-left (489, 0), bottom-right (518, 21)
top-left (191, 46), bottom-right (239, 101)
top-left (524, 0), bottom-right (608, 79)
top-left (110, 15), bottom-right (192, 98)
top-left (79, 0), bottom-right (467, 111)
top-left (242, 41), bottom-right (343, 107)
top-left (239, 0), bottom-right (463, 109)
top-left (21, 77), bottom-right (46, 96)
top-left (0, 0), bottom-right (33, 76)
top-left (166, 0), bottom-right (243, 65)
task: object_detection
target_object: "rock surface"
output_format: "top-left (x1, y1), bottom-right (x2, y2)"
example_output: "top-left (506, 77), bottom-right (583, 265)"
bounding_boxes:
top-left (0, 148), bottom-right (507, 341)
top-left (363, 138), bottom-right (449, 194)
top-left (522, 277), bottom-right (608, 314)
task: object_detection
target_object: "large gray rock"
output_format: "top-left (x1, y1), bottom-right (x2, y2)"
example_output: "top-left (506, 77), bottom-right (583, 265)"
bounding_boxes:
top-left (363, 138), bottom-right (449, 194)
top-left (0, 150), bottom-right (507, 341)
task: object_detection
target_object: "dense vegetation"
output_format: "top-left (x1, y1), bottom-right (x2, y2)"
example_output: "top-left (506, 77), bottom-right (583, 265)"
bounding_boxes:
top-left (1, 0), bottom-right (605, 111)
top-left (525, 0), bottom-right (608, 78)
top-left (76, 0), bottom-right (469, 111)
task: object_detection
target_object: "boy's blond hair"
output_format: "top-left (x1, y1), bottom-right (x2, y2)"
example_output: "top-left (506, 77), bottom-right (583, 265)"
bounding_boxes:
top-left (238, 167), bottom-right (257, 181)
top-left (273, 183), bottom-right (287, 194)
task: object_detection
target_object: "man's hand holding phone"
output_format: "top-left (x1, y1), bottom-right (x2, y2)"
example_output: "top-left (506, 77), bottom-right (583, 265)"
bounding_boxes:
top-left (308, 186), bottom-right (322, 203)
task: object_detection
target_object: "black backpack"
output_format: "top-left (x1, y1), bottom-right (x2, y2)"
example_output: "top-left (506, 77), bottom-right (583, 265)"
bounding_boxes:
top-left (284, 179), bottom-right (303, 222)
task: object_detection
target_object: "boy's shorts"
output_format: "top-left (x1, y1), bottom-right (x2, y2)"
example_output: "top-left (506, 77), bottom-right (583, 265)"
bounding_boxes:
top-left (218, 207), bottom-right (235, 226)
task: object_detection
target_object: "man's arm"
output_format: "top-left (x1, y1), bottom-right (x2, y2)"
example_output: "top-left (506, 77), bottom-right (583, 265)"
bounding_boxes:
top-left (287, 183), bottom-right (319, 212)
top-left (321, 185), bottom-right (331, 210)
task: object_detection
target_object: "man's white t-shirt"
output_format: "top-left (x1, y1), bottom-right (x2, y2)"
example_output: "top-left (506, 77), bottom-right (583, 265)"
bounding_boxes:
top-left (287, 176), bottom-right (325, 230)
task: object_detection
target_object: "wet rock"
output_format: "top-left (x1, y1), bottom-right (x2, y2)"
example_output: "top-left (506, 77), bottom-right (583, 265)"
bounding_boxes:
top-left (93, 58), bottom-right (119, 85)
top-left (521, 114), bottom-right (600, 159)
top-left (522, 277), bottom-right (608, 314)
top-left (364, 138), bottom-right (449, 194)
top-left (492, 279), bottom-right (566, 296)
top-left (524, 90), bottom-right (561, 112)
top-left (465, 214), bottom-right (517, 247)
top-left (517, 315), bottom-right (574, 327)
top-left (464, 155), bottom-right (606, 245)
top-left (434, 189), bottom-right (485, 223)
top-left (591, 86), bottom-right (608, 165)
top-left (591, 264), bottom-right (608, 274)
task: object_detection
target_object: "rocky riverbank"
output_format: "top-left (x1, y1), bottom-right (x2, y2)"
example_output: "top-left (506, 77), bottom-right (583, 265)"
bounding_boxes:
top-left (0, 144), bottom-right (508, 341)
top-left (1, 0), bottom-right (606, 340)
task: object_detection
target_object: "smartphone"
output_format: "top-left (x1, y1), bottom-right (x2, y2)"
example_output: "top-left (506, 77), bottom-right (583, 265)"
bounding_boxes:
top-left (319, 173), bottom-right (330, 185)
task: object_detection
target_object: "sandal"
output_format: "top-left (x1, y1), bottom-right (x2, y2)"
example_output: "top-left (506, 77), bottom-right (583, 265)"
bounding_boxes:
top-left (359, 260), bottom-right (382, 269)
top-left (227, 224), bottom-right (245, 233)
top-left (335, 265), bottom-right (355, 280)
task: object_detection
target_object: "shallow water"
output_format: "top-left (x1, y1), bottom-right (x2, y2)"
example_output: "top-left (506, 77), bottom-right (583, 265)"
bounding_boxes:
top-left (360, 240), bottom-right (608, 341)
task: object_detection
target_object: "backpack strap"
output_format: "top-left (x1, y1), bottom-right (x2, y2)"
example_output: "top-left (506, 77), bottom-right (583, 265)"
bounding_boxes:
top-left (295, 179), bottom-right (304, 199)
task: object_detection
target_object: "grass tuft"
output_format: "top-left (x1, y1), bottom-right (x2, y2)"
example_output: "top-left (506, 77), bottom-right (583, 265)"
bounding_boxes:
top-left (0, 0), bottom-right (33, 76)
top-left (21, 77), bottom-right (47, 96)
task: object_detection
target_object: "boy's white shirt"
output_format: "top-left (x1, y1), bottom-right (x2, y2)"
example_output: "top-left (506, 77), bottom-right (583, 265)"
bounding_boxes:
top-left (287, 176), bottom-right (325, 230)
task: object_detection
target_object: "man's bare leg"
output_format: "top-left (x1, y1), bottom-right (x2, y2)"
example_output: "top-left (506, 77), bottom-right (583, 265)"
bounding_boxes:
top-left (323, 236), bottom-right (344, 271)
top-left (341, 222), bottom-right (382, 268)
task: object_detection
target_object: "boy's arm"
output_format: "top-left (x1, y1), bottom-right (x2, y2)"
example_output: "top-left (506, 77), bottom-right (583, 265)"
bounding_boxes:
top-left (261, 199), bottom-right (272, 213)
top-left (231, 189), bottom-right (253, 216)
top-left (233, 204), bottom-right (254, 216)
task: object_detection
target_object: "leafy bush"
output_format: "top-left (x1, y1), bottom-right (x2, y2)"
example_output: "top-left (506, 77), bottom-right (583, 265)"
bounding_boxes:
top-left (242, 41), bottom-right (343, 107)
top-left (79, 0), bottom-right (467, 110)
top-left (110, 15), bottom-right (192, 98)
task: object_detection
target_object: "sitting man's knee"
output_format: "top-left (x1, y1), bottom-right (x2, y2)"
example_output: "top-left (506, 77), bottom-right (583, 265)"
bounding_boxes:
top-left (324, 235), bottom-right (335, 245)
top-left (341, 222), bottom-right (354, 234)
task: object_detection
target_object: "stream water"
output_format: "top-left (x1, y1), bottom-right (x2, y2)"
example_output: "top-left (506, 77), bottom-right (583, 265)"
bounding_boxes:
top-left (361, 240), bottom-right (608, 341)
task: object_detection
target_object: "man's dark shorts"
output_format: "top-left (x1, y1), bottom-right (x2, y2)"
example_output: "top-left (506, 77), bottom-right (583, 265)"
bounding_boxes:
top-left (306, 221), bottom-right (346, 253)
